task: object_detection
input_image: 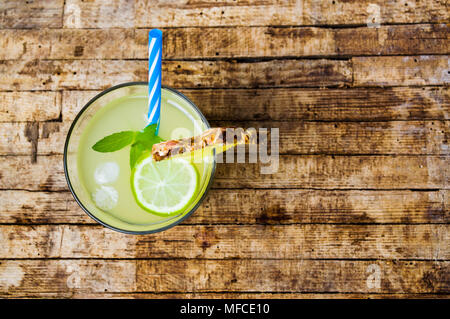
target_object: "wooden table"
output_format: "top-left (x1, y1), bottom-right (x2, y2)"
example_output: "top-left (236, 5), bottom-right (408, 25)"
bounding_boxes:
top-left (0, 0), bottom-right (448, 298)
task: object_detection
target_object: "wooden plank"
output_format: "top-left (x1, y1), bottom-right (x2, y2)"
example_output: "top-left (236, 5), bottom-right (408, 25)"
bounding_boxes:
top-left (136, 259), bottom-right (449, 293)
top-left (0, 30), bottom-right (51, 60)
top-left (213, 155), bottom-right (449, 190)
top-left (210, 120), bottom-right (449, 155)
top-left (0, 29), bottom-right (135, 60)
top-left (0, 224), bottom-right (447, 260)
top-left (0, 189), bottom-right (447, 225)
top-left (0, 260), bottom-right (447, 294)
top-left (136, 24), bottom-right (450, 59)
top-left (194, 189), bottom-right (449, 225)
top-left (0, 29), bottom-right (133, 60)
top-left (1, 120), bottom-right (448, 156)
top-left (214, 155), bottom-right (450, 189)
top-left (62, 87), bottom-right (450, 122)
top-left (0, 0), bottom-right (63, 29)
top-left (187, 87), bottom-right (450, 121)
top-left (0, 260), bottom-right (135, 294)
top-left (160, 59), bottom-right (352, 88)
top-left (334, 24), bottom-right (450, 56)
top-left (63, 0), bottom-right (134, 28)
top-left (49, 29), bottom-right (135, 60)
top-left (0, 155), bottom-right (67, 191)
top-left (135, 0), bottom-right (449, 27)
top-left (0, 60), bottom-right (143, 91)
top-left (136, 27), bottom-right (337, 59)
top-left (0, 91), bottom-right (61, 122)
top-left (1, 24), bottom-right (448, 60)
top-left (0, 59), bottom-right (351, 91)
top-left (353, 56), bottom-right (450, 86)
top-left (2, 57), bottom-right (447, 91)
top-left (0, 155), bottom-right (447, 191)
top-left (0, 191), bottom-right (90, 224)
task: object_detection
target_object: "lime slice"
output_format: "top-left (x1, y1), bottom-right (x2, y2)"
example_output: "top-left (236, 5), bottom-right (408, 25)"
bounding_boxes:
top-left (131, 156), bottom-right (199, 216)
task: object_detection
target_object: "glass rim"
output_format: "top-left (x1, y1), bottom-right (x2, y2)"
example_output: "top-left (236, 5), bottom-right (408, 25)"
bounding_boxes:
top-left (63, 82), bottom-right (216, 235)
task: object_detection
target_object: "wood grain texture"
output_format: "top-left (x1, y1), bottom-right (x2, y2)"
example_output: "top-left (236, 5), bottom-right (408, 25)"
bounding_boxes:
top-left (63, 0), bottom-right (135, 28)
top-left (0, 191), bottom-right (90, 224)
top-left (353, 56), bottom-right (450, 86)
top-left (192, 189), bottom-right (448, 225)
top-left (135, 0), bottom-right (449, 27)
top-left (0, 122), bottom-right (36, 155)
top-left (0, 260), bottom-right (447, 294)
top-left (0, 122), bottom-right (68, 156)
top-left (138, 24), bottom-right (450, 58)
top-left (0, 260), bottom-right (136, 295)
top-left (0, 30), bottom-right (52, 60)
top-left (1, 24), bottom-right (448, 60)
top-left (0, 29), bottom-right (135, 60)
top-left (62, 90), bottom-right (99, 121)
top-left (144, 27), bottom-right (337, 59)
top-left (0, 91), bottom-right (61, 122)
top-left (0, 60), bottom-right (143, 91)
top-left (0, 155), bottom-right (447, 191)
top-left (135, 259), bottom-right (449, 293)
top-left (62, 87), bottom-right (450, 122)
top-left (188, 87), bottom-right (450, 121)
top-left (333, 24), bottom-right (450, 56)
top-left (1, 57), bottom-right (448, 91)
top-left (0, 0), bottom-right (63, 29)
top-left (0, 224), bottom-right (447, 259)
top-left (0, 156), bottom-right (68, 191)
top-left (213, 155), bottom-right (449, 190)
top-left (0, 190), bottom-right (447, 225)
top-left (2, 120), bottom-right (448, 156)
top-left (210, 120), bottom-right (449, 155)
top-left (0, 59), bottom-right (351, 91)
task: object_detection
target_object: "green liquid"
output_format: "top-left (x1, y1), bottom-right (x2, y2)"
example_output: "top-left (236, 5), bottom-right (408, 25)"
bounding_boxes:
top-left (77, 88), bottom-right (213, 232)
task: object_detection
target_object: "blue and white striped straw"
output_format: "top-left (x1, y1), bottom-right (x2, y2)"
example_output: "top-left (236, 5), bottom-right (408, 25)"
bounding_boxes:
top-left (147, 29), bottom-right (162, 132)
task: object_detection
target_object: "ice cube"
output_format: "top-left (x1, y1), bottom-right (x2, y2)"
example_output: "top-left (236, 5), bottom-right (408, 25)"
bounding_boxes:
top-left (94, 162), bottom-right (119, 184)
top-left (92, 186), bottom-right (118, 211)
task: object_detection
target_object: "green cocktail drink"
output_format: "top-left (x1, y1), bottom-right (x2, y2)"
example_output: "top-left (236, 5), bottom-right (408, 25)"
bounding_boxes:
top-left (64, 83), bottom-right (215, 234)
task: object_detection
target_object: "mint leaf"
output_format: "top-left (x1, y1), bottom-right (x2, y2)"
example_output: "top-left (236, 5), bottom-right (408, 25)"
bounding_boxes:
top-left (129, 124), bottom-right (164, 169)
top-left (140, 123), bottom-right (158, 137)
top-left (91, 124), bottom-right (163, 169)
top-left (130, 143), bottom-right (149, 169)
top-left (135, 124), bottom-right (162, 147)
top-left (92, 131), bottom-right (136, 152)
